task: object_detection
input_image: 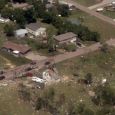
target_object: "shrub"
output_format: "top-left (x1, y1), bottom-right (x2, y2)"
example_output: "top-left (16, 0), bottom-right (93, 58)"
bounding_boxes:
top-left (64, 43), bottom-right (77, 52)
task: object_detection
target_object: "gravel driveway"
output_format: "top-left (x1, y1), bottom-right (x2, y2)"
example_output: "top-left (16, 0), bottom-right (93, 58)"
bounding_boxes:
top-left (25, 52), bottom-right (47, 61)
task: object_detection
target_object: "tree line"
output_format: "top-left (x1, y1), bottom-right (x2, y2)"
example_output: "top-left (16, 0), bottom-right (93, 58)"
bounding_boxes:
top-left (1, 0), bottom-right (100, 42)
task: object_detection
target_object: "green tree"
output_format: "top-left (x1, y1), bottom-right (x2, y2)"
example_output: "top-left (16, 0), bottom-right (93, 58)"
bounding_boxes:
top-left (64, 43), bottom-right (77, 52)
top-left (0, 0), bottom-right (9, 12)
top-left (100, 44), bottom-right (109, 53)
top-left (4, 24), bottom-right (14, 36)
top-left (24, 8), bottom-right (36, 23)
top-left (85, 73), bottom-right (93, 84)
top-left (13, 8), bottom-right (26, 27)
top-left (47, 35), bottom-right (56, 53)
top-left (92, 84), bottom-right (115, 106)
top-left (57, 4), bottom-right (70, 17)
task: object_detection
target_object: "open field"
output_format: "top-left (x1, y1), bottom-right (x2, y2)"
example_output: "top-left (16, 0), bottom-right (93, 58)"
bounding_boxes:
top-left (102, 10), bottom-right (115, 19)
top-left (56, 47), bottom-right (115, 87)
top-left (74, 0), bottom-right (101, 6)
top-left (0, 85), bottom-right (39, 115)
top-left (0, 51), bottom-right (31, 67)
top-left (69, 10), bottom-right (115, 41)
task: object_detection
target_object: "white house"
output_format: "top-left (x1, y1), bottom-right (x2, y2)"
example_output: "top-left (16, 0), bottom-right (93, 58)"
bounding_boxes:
top-left (15, 29), bottom-right (28, 38)
top-left (26, 22), bottom-right (46, 37)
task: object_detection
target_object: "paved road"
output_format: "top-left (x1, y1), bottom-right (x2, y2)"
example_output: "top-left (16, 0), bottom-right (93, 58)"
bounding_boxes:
top-left (63, 0), bottom-right (115, 26)
top-left (88, 0), bottom-right (114, 10)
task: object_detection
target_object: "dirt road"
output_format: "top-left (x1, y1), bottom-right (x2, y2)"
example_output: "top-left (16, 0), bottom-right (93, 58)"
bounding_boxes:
top-left (63, 0), bottom-right (115, 26)
top-left (54, 43), bottom-right (101, 63)
top-left (3, 38), bottom-right (115, 80)
top-left (88, 0), bottom-right (114, 10)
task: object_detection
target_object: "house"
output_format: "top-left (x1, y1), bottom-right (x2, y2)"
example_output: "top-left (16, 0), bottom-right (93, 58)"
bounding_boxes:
top-left (26, 22), bottom-right (46, 37)
top-left (54, 32), bottom-right (78, 44)
top-left (1, 41), bottom-right (31, 56)
top-left (15, 29), bottom-right (28, 38)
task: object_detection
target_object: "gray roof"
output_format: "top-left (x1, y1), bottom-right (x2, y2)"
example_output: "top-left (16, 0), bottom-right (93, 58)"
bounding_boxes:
top-left (26, 22), bottom-right (41, 31)
top-left (54, 32), bottom-right (77, 42)
top-left (46, 3), bottom-right (53, 9)
top-left (15, 29), bottom-right (28, 35)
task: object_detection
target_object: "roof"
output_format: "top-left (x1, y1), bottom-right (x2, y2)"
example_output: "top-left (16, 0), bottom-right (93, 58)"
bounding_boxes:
top-left (12, 3), bottom-right (33, 9)
top-left (2, 41), bottom-right (30, 54)
top-left (46, 3), bottom-right (53, 9)
top-left (15, 29), bottom-right (28, 35)
top-left (54, 32), bottom-right (77, 42)
top-left (26, 22), bottom-right (41, 31)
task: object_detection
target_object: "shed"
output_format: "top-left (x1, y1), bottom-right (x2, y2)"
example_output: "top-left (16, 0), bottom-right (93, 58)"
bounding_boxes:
top-left (54, 32), bottom-right (78, 44)
top-left (15, 29), bottom-right (28, 38)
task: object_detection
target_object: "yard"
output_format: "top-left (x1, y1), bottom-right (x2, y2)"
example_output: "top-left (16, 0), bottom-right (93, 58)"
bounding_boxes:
top-left (0, 51), bottom-right (31, 67)
top-left (69, 10), bottom-right (115, 41)
top-left (56, 47), bottom-right (115, 88)
top-left (74, 0), bottom-right (101, 6)
top-left (0, 85), bottom-right (51, 115)
top-left (102, 10), bottom-right (115, 19)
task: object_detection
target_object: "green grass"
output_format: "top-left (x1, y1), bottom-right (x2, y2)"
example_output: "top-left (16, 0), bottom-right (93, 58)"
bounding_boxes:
top-left (69, 10), bottom-right (115, 41)
top-left (0, 86), bottom-right (39, 115)
top-left (74, 0), bottom-right (100, 6)
top-left (0, 55), bottom-right (7, 69)
top-left (0, 51), bottom-right (31, 66)
top-left (102, 10), bottom-right (115, 19)
top-left (52, 47), bottom-right (115, 113)
top-left (56, 47), bottom-right (115, 88)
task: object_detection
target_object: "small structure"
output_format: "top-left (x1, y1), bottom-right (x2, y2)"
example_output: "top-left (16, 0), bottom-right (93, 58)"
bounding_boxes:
top-left (15, 29), bottom-right (28, 38)
top-left (12, 3), bottom-right (33, 10)
top-left (0, 17), bottom-right (10, 23)
top-left (26, 22), bottom-right (46, 37)
top-left (45, 3), bottom-right (53, 11)
top-left (96, 8), bottom-right (104, 12)
top-left (1, 41), bottom-right (31, 56)
top-left (47, 0), bottom-right (56, 4)
top-left (54, 32), bottom-right (78, 44)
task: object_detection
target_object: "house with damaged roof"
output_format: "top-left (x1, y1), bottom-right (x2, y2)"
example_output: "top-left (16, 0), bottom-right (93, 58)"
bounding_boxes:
top-left (54, 32), bottom-right (79, 45)
top-left (26, 22), bottom-right (46, 38)
top-left (1, 41), bottom-right (31, 57)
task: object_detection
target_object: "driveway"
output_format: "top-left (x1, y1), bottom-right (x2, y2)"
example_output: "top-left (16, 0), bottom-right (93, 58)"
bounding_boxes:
top-left (62, 0), bottom-right (115, 26)
top-left (88, 0), bottom-right (114, 10)
top-left (25, 52), bottom-right (47, 61)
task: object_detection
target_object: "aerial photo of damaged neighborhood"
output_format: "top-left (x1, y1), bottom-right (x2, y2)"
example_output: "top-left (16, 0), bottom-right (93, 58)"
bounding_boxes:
top-left (0, 0), bottom-right (115, 114)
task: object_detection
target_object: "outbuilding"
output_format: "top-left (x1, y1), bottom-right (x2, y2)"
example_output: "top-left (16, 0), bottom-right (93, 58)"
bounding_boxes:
top-left (1, 41), bottom-right (31, 56)
top-left (15, 29), bottom-right (28, 38)
top-left (54, 32), bottom-right (78, 44)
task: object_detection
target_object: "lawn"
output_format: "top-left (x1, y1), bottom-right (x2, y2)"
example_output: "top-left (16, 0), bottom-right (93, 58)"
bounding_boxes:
top-left (56, 47), bottom-right (115, 88)
top-left (50, 47), bottom-right (115, 113)
top-left (74, 0), bottom-right (100, 6)
top-left (102, 10), bottom-right (115, 19)
top-left (0, 51), bottom-right (31, 66)
top-left (0, 55), bottom-right (8, 69)
top-left (69, 10), bottom-right (115, 41)
top-left (0, 85), bottom-right (39, 115)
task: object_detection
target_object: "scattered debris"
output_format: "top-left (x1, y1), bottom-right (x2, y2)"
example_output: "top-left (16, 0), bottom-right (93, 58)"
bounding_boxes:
top-left (88, 91), bottom-right (95, 97)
